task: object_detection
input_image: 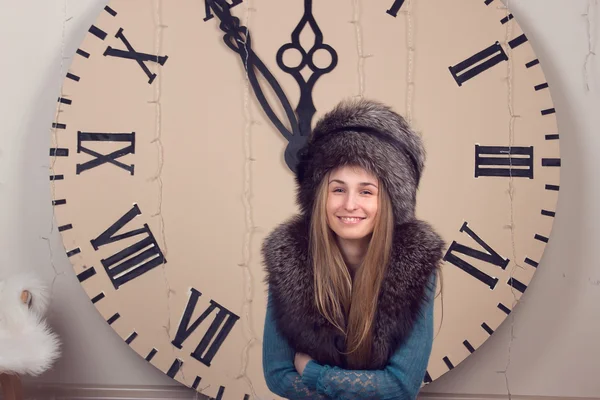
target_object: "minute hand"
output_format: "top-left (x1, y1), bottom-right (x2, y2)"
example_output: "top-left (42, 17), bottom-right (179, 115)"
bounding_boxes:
top-left (207, 0), bottom-right (302, 172)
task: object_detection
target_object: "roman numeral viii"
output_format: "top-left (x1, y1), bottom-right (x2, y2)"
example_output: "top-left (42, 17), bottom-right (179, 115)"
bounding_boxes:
top-left (104, 28), bottom-right (168, 84)
top-left (77, 131), bottom-right (135, 175)
top-left (449, 42), bottom-right (508, 86)
top-left (475, 145), bottom-right (534, 179)
top-left (172, 288), bottom-right (240, 367)
top-left (443, 222), bottom-right (509, 290)
top-left (91, 204), bottom-right (166, 289)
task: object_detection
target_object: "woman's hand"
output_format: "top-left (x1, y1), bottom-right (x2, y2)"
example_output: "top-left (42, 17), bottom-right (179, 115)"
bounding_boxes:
top-left (294, 352), bottom-right (313, 376)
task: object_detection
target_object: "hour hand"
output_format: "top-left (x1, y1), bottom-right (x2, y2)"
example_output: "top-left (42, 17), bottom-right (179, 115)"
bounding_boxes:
top-left (206, 0), bottom-right (303, 171)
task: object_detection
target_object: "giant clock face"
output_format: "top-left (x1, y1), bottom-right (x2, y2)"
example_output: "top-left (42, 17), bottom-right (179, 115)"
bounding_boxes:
top-left (50, 0), bottom-right (560, 398)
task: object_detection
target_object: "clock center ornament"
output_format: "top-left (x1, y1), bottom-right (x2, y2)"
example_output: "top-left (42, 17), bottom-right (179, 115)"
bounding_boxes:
top-left (49, 0), bottom-right (560, 398)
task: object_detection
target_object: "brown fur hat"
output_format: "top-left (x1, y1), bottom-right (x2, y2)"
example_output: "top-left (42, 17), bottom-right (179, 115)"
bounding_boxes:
top-left (295, 98), bottom-right (426, 225)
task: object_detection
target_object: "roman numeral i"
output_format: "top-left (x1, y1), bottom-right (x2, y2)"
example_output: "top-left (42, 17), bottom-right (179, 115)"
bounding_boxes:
top-left (172, 288), bottom-right (240, 367)
top-left (91, 204), bottom-right (166, 289)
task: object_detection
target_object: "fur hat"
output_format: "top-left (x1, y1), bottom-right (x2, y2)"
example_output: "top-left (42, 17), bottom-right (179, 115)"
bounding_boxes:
top-left (0, 272), bottom-right (61, 376)
top-left (295, 98), bottom-right (426, 225)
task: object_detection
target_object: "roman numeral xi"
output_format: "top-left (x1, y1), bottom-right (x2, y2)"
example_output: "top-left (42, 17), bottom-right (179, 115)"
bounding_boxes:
top-left (172, 288), bottom-right (240, 367)
top-left (91, 204), bottom-right (166, 289)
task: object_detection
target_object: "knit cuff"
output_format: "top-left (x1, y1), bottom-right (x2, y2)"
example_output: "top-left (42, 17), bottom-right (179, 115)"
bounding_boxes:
top-left (301, 360), bottom-right (323, 390)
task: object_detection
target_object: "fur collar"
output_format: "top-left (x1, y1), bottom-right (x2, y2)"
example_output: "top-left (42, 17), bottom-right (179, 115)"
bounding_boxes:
top-left (262, 215), bottom-right (444, 370)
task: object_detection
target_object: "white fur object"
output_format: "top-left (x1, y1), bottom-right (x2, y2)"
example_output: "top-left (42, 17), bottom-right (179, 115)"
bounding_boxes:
top-left (0, 272), bottom-right (61, 376)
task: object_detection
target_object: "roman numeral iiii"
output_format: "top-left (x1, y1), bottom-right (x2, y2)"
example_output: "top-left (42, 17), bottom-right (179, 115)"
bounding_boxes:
top-left (444, 222), bottom-right (509, 290)
top-left (171, 288), bottom-right (240, 367)
top-left (91, 204), bottom-right (166, 289)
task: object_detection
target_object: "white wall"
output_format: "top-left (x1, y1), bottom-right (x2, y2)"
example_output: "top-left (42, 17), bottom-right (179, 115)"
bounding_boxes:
top-left (1, 0), bottom-right (599, 398)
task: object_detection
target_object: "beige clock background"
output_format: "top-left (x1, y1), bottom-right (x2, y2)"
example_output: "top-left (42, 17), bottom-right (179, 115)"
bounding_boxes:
top-left (1, 0), bottom-right (599, 399)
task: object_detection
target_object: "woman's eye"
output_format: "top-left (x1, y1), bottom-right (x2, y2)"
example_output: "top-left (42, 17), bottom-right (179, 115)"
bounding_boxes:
top-left (361, 190), bottom-right (373, 195)
top-left (333, 188), bottom-right (344, 193)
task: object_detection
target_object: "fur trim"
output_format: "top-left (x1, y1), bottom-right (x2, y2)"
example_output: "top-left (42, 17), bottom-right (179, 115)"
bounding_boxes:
top-left (0, 272), bottom-right (61, 376)
top-left (295, 98), bottom-right (426, 225)
top-left (262, 216), bottom-right (444, 369)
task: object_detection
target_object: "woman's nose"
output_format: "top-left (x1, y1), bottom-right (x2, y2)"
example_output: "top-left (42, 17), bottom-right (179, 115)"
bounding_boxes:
top-left (344, 193), bottom-right (358, 210)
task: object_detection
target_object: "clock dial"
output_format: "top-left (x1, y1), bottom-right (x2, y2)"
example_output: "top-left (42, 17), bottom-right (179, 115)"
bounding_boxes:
top-left (50, 0), bottom-right (559, 398)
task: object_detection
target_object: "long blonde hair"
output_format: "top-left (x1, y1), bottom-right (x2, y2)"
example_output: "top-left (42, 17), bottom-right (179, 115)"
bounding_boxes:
top-left (309, 169), bottom-right (394, 369)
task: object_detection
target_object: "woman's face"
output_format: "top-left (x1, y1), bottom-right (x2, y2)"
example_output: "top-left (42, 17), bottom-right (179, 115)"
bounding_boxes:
top-left (326, 166), bottom-right (379, 241)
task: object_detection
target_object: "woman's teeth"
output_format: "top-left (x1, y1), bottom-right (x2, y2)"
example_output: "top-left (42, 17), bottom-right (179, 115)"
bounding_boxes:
top-left (339, 217), bottom-right (363, 223)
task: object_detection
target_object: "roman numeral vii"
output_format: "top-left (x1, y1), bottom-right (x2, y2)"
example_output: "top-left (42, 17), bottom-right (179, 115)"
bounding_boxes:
top-left (172, 288), bottom-right (240, 367)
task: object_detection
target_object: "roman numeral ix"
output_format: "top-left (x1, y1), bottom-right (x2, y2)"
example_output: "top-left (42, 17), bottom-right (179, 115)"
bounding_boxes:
top-left (91, 204), bottom-right (166, 289)
top-left (172, 288), bottom-right (240, 367)
top-left (77, 131), bottom-right (135, 175)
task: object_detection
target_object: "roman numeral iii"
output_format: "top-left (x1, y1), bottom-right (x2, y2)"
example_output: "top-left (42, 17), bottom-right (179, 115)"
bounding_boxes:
top-left (91, 204), bottom-right (166, 289)
top-left (475, 145), bottom-right (534, 179)
top-left (172, 288), bottom-right (240, 367)
top-left (444, 222), bottom-right (509, 289)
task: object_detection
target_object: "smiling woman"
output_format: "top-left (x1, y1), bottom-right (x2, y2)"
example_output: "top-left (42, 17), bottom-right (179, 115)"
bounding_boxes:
top-left (262, 98), bottom-right (444, 399)
top-left (325, 167), bottom-right (380, 250)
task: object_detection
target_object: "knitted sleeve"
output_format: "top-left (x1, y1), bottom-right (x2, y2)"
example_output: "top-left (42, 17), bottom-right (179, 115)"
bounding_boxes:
top-left (262, 291), bottom-right (329, 399)
top-left (300, 277), bottom-right (436, 400)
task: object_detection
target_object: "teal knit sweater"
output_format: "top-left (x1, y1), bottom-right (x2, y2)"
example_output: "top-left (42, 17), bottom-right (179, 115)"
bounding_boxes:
top-left (262, 276), bottom-right (435, 400)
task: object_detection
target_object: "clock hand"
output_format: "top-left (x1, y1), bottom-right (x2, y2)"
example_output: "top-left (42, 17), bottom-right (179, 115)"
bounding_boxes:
top-left (206, 0), bottom-right (303, 172)
top-left (276, 0), bottom-right (338, 140)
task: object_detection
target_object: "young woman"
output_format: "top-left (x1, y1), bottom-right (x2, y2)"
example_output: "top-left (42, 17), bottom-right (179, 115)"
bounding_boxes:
top-left (262, 99), bottom-right (444, 399)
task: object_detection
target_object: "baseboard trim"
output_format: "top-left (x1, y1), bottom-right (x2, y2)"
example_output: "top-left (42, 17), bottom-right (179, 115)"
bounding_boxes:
top-left (16, 384), bottom-right (600, 400)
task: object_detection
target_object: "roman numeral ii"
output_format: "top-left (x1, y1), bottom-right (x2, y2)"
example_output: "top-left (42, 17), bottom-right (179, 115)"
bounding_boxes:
top-left (449, 42), bottom-right (508, 86)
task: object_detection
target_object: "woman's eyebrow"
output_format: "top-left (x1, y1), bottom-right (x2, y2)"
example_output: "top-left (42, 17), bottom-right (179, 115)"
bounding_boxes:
top-left (359, 182), bottom-right (378, 188)
top-left (328, 179), bottom-right (378, 188)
